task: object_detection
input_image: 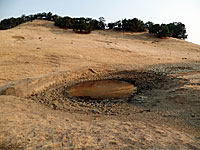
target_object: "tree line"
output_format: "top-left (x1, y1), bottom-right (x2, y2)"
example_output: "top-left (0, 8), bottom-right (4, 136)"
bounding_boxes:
top-left (0, 12), bottom-right (187, 39)
top-left (55, 16), bottom-right (105, 33)
top-left (0, 12), bottom-right (56, 30)
top-left (0, 12), bottom-right (105, 34)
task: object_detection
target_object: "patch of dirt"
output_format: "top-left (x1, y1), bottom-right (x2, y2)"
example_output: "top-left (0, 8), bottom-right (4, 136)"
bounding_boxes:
top-left (12, 35), bottom-right (25, 40)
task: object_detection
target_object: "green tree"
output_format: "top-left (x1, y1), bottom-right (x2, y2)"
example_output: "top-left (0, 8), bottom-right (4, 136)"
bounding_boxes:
top-left (47, 12), bottom-right (53, 21)
top-left (167, 22), bottom-right (187, 39)
top-left (121, 18), bottom-right (146, 32)
top-left (108, 23), bottom-right (115, 29)
top-left (145, 21), bottom-right (154, 30)
top-left (98, 17), bottom-right (106, 29)
top-left (157, 24), bottom-right (172, 37)
top-left (149, 24), bottom-right (160, 34)
top-left (73, 17), bottom-right (92, 33)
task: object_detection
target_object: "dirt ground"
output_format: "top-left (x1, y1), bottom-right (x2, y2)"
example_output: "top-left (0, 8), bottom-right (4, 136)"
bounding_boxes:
top-left (0, 20), bottom-right (200, 150)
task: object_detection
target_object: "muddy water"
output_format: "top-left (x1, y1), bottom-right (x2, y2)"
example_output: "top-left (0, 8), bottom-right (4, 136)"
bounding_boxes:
top-left (67, 80), bottom-right (137, 99)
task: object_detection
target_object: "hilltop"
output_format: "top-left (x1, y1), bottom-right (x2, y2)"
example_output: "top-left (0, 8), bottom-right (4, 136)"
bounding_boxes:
top-left (0, 20), bottom-right (200, 150)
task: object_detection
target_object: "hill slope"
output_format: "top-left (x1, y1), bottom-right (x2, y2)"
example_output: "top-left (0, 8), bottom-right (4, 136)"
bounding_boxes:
top-left (0, 20), bottom-right (200, 150)
top-left (0, 20), bottom-right (199, 86)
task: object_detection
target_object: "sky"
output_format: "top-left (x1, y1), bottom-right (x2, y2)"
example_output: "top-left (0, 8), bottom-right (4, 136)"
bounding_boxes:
top-left (0, 0), bottom-right (199, 45)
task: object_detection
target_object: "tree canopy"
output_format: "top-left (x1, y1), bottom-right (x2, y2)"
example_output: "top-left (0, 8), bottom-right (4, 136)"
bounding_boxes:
top-left (147, 22), bottom-right (187, 39)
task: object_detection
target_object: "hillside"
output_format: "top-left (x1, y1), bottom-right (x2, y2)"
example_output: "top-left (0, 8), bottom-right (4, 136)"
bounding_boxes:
top-left (0, 20), bottom-right (200, 150)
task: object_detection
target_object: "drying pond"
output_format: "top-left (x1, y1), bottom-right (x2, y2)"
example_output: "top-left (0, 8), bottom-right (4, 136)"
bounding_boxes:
top-left (67, 80), bottom-right (137, 99)
top-left (26, 70), bottom-right (172, 114)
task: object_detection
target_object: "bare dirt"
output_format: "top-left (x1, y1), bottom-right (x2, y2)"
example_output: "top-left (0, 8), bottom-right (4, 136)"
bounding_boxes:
top-left (0, 20), bottom-right (200, 150)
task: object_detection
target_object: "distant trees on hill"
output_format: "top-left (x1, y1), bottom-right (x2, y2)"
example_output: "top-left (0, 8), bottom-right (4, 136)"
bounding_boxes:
top-left (0, 12), bottom-right (57, 30)
top-left (108, 18), bottom-right (146, 32)
top-left (0, 12), bottom-right (106, 34)
top-left (54, 16), bottom-right (106, 33)
top-left (0, 12), bottom-right (187, 39)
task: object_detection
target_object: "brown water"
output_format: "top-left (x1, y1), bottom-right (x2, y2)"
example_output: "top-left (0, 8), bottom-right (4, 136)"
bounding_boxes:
top-left (67, 80), bottom-right (137, 99)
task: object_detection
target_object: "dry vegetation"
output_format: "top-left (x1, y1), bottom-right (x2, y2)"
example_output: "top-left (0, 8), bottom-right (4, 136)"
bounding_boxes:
top-left (0, 20), bottom-right (200, 150)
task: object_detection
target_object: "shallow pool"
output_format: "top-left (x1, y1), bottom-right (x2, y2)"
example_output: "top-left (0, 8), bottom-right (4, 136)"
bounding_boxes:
top-left (67, 80), bottom-right (137, 99)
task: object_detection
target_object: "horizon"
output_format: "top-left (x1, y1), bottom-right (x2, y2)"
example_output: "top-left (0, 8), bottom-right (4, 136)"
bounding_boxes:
top-left (0, 0), bottom-right (199, 45)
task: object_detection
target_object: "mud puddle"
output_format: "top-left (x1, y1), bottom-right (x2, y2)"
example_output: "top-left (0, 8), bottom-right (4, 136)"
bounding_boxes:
top-left (67, 80), bottom-right (136, 100)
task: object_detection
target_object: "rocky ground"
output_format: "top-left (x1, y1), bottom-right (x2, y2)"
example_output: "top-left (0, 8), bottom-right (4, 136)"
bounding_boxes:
top-left (0, 20), bottom-right (200, 150)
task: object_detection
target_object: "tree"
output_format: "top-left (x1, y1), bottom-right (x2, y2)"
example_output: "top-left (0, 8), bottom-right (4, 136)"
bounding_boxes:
top-left (65, 17), bottom-right (74, 28)
top-left (52, 15), bottom-right (60, 21)
top-left (157, 24), bottom-right (172, 38)
top-left (148, 22), bottom-right (188, 39)
top-left (98, 17), bottom-right (106, 29)
top-left (89, 17), bottom-right (106, 30)
top-left (148, 24), bottom-right (160, 34)
top-left (108, 23), bottom-right (115, 29)
top-left (121, 18), bottom-right (146, 32)
top-left (167, 22), bottom-right (187, 39)
top-left (41, 12), bottom-right (47, 19)
top-left (21, 15), bottom-right (26, 23)
top-left (47, 12), bottom-right (53, 21)
top-left (73, 17), bottom-right (92, 34)
top-left (90, 19), bottom-right (100, 30)
top-left (145, 21), bottom-right (154, 30)
top-left (54, 17), bottom-right (67, 28)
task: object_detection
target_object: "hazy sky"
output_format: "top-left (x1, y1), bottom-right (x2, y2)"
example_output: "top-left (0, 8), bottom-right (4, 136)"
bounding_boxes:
top-left (0, 0), bottom-right (199, 45)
